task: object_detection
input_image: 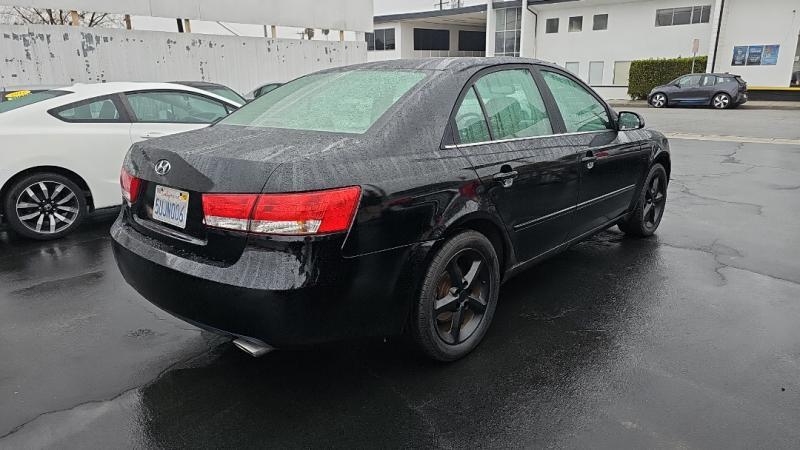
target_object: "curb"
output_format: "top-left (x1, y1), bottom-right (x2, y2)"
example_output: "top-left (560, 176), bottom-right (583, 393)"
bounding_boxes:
top-left (607, 101), bottom-right (800, 111)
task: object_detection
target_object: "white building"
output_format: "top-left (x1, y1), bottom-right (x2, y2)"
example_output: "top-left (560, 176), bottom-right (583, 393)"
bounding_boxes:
top-left (368, 0), bottom-right (800, 99)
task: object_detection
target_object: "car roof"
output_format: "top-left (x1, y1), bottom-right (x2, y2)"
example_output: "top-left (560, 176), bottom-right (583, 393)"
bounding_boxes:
top-left (60, 81), bottom-right (240, 105)
top-left (319, 56), bottom-right (562, 74)
top-left (171, 81), bottom-right (228, 88)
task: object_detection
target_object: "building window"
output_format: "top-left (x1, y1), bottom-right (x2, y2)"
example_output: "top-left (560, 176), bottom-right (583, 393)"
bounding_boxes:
top-left (613, 61), bottom-right (631, 86)
top-left (655, 5), bottom-right (711, 26)
top-left (458, 30), bottom-right (486, 52)
top-left (546, 18), bottom-right (559, 33)
top-left (565, 62), bottom-right (580, 76)
top-left (568, 16), bottom-right (582, 32)
top-left (495, 7), bottom-right (521, 57)
top-left (588, 61), bottom-right (604, 85)
top-left (413, 28), bottom-right (449, 51)
top-left (366, 28), bottom-right (395, 51)
top-left (593, 14), bottom-right (608, 30)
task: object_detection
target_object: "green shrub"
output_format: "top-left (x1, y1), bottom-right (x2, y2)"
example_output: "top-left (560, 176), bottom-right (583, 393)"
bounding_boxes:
top-left (628, 56), bottom-right (708, 100)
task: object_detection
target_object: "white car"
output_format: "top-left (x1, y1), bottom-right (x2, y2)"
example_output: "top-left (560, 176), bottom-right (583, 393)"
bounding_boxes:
top-left (0, 82), bottom-right (241, 240)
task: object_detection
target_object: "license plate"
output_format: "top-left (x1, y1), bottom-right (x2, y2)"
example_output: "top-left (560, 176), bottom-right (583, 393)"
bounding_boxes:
top-left (152, 185), bottom-right (189, 229)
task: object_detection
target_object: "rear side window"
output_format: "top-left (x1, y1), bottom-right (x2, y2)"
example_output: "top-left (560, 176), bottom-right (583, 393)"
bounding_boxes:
top-left (454, 87), bottom-right (491, 144)
top-left (541, 71), bottom-right (612, 133)
top-left (127, 91), bottom-right (228, 123)
top-left (54, 97), bottom-right (121, 122)
top-left (220, 70), bottom-right (426, 134)
top-left (0, 90), bottom-right (70, 113)
top-left (700, 75), bottom-right (716, 86)
top-left (473, 69), bottom-right (552, 140)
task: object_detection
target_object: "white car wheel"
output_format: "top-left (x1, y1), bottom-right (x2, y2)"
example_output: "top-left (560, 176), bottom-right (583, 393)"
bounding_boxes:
top-left (712, 93), bottom-right (731, 109)
top-left (650, 93), bottom-right (667, 108)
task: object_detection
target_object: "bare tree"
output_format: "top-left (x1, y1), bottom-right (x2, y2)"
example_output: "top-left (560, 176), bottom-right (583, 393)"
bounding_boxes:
top-left (303, 28), bottom-right (315, 40)
top-left (0, 7), bottom-right (123, 27)
top-left (321, 29), bottom-right (330, 40)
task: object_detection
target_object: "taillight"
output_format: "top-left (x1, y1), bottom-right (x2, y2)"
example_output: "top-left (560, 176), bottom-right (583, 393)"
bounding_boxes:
top-left (202, 186), bottom-right (361, 235)
top-left (120, 168), bottom-right (142, 204)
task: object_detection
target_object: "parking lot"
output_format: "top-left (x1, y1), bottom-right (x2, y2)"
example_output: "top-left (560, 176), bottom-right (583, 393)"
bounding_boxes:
top-left (1, 107), bottom-right (799, 448)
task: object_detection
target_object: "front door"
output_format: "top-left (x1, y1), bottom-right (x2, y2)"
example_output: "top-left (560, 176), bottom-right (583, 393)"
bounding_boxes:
top-left (673, 74), bottom-right (704, 104)
top-left (453, 67), bottom-right (580, 263)
top-left (538, 69), bottom-right (649, 238)
top-left (123, 90), bottom-right (231, 142)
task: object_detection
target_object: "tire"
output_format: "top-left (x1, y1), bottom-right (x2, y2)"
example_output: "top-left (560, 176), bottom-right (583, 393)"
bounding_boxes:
top-left (3, 173), bottom-right (87, 240)
top-left (619, 164), bottom-right (668, 237)
top-left (410, 230), bottom-right (500, 361)
top-left (712, 92), bottom-right (731, 109)
top-left (649, 92), bottom-right (667, 108)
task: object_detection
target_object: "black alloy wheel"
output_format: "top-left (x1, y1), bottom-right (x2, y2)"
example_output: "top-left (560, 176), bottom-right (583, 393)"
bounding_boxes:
top-left (619, 163), bottom-right (667, 237)
top-left (411, 230), bottom-right (500, 361)
top-left (3, 173), bottom-right (86, 240)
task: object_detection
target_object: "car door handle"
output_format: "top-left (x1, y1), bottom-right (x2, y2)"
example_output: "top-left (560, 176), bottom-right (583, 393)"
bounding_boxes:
top-left (142, 131), bottom-right (165, 139)
top-left (582, 151), bottom-right (597, 169)
top-left (493, 170), bottom-right (518, 188)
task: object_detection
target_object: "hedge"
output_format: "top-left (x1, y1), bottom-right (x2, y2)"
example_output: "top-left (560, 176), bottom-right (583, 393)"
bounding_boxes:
top-left (627, 56), bottom-right (708, 100)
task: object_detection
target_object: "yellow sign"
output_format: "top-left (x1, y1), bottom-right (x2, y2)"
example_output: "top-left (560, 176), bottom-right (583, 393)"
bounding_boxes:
top-left (5, 90), bottom-right (32, 100)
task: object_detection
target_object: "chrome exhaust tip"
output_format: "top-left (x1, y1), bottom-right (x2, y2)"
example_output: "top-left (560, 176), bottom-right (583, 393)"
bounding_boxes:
top-left (233, 338), bottom-right (274, 357)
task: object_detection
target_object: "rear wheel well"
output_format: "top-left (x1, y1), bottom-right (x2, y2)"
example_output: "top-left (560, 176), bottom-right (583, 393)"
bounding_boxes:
top-left (443, 218), bottom-right (509, 278)
top-left (1, 167), bottom-right (94, 219)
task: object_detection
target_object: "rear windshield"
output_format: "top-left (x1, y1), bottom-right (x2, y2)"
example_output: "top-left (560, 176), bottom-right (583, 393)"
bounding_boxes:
top-left (0, 90), bottom-right (70, 113)
top-left (220, 70), bottom-right (426, 134)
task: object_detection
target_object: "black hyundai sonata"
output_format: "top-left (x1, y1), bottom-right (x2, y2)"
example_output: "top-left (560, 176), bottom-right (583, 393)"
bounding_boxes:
top-left (112, 57), bottom-right (670, 361)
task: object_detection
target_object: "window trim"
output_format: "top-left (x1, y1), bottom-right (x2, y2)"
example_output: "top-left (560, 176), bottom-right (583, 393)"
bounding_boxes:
top-left (48, 93), bottom-right (131, 123)
top-left (119, 89), bottom-right (234, 124)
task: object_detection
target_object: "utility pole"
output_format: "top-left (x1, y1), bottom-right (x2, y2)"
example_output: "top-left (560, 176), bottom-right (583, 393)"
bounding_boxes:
top-left (183, 18), bottom-right (192, 33)
top-left (339, 30), bottom-right (345, 41)
top-left (176, 18), bottom-right (184, 32)
top-left (124, 14), bottom-right (132, 30)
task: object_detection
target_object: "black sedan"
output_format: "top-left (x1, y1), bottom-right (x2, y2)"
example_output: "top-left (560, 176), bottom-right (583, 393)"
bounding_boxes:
top-left (112, 58), bottom-right (670, 361)
top-left (648, 73), bottom-right (747, 109)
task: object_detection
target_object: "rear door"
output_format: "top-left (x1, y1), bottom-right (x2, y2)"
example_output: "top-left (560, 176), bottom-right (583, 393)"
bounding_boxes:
top-left (123, 90), bottom-right (233, 141)
top-left (452, 66), bottom-right (581, 263)
top-left (698, 74), bottom-right (718, 103)
top-left (537, 68), bottom-right (648, 238)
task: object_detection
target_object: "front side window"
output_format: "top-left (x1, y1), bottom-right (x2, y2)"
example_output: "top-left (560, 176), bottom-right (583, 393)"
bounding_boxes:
top-left (473, 69), bottom-right (552, 140)
top-left (569, 16), bottom-right (583, 32)
top-left (454, 87), bottom-right (491, 144)
top-left (54, 97), bottom-right (121, 122)
top-left (220, 70), bottom-right (426, 134)
top-left (542, 71), bottom-right (612, 133)
top-left (127, 91), bottom-right (228, 123)
top-left (677, 75), bottom-right (702, 87)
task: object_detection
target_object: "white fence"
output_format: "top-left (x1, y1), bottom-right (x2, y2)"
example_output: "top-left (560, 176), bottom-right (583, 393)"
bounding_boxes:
top-left (0, 24), bottom-right (367, 93)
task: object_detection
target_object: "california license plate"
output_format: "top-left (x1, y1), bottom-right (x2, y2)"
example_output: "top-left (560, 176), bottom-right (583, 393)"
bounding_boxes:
top-left (153, 185), bottom-right (189, 229)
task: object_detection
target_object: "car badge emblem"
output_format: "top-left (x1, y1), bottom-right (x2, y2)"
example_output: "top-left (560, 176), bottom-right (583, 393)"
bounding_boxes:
top-left (154, 159), bottom-right (171, 176)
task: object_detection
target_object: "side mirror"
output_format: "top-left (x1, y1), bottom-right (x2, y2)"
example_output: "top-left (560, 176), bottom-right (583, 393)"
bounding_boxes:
top-left (618, 111), bottom-right (645, 131)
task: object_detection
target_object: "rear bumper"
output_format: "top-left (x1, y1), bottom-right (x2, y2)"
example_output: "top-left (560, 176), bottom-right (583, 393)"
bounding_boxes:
top-left (111, 216), bottom-right (431, 347)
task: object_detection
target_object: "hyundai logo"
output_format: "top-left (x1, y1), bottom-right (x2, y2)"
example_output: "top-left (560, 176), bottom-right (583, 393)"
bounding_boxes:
top-left (154, 159), bottom-right (171, 176)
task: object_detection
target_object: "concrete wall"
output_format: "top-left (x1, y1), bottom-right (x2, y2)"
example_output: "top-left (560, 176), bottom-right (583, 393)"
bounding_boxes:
top-left (532, 0), bottom-right (713, 98)
top-left (0, 24), bottom-right (367, 93)
top-left (711, 0), bottom-right (800, 87)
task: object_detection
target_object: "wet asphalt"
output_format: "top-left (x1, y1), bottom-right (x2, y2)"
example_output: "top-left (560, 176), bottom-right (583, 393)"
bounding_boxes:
top-left (1, 108), bottom-right (799, 449)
